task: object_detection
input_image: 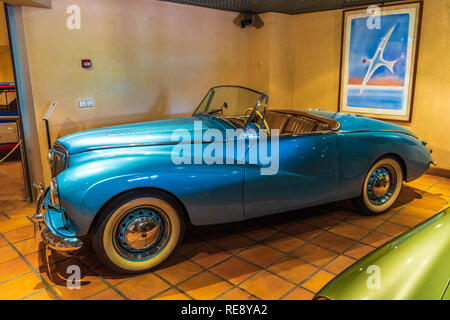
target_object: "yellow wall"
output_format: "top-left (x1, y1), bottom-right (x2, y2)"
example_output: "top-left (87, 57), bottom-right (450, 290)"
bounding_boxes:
top-left (19, 0), bottom-right (450, 185)
top-left (4, 0), bottom-right (51, 8)
top-left (254, 1), bottom-right (449, 170)
top-left (288, 0), bottom-right (450, 170)
top-left (21, 0), bottom-right (253, 183)
top-left (291, 10), bottom-right (342, 111)
top-left (0, 4), bottom-right (14, 82)
top-left (250, 13), bottom-right (294, 108)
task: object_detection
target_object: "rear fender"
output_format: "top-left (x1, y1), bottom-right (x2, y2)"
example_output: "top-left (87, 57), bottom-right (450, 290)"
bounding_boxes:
top-left (337, 132), bottom-right (431, 200)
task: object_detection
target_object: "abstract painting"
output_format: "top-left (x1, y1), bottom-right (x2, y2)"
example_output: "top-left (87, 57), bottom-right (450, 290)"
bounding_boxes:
top-left (339, 2), bottom-right (422, 121)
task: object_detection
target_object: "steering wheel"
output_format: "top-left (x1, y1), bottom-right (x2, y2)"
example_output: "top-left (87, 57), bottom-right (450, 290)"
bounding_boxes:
top-left (244, 108), bottom-right (271, 135)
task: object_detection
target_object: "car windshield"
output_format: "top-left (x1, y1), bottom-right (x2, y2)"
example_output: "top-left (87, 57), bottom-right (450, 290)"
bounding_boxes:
top-left (193, 86), bottom-right (266, 126)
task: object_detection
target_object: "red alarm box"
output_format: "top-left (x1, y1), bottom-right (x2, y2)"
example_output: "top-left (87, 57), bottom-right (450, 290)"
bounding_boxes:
top-left (81, 59), bottom-right (92, 69)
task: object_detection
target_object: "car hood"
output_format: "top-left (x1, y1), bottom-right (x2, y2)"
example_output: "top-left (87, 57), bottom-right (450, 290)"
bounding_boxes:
top-left (309, 111), bottom-right (417, 137)
top-left (316, 207), bottom-right (450, 300)
top-left (58, 116), bottom-right (229, 155)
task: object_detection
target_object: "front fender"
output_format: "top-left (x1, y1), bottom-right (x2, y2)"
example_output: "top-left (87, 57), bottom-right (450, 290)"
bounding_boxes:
top-left (58, 146), bottom-right (244, 235)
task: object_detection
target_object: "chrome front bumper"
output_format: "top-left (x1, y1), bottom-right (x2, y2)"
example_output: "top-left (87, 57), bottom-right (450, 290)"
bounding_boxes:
top-left (31, 188), bottom-right (83, 252)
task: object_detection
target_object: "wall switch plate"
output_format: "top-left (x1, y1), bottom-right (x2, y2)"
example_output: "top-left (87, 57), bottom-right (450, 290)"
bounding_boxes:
top-left (79, 99), bottom-right (94, 108)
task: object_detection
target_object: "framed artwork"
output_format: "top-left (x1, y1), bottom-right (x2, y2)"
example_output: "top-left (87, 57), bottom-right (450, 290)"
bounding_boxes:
top-left (339, 2), bottom-right (423, 121)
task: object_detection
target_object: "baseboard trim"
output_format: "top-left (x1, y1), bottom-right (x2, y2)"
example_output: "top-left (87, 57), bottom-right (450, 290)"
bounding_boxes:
top-left (427, 167), bottom-right (450, 179)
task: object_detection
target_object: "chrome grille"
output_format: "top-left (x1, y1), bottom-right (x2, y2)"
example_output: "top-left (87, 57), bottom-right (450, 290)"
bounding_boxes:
top-left (49, 142), bottom-right (68, 178)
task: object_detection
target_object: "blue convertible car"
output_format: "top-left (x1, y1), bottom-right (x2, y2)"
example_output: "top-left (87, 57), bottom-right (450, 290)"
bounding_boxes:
top-left (32, 86), bottom-right (433, 273)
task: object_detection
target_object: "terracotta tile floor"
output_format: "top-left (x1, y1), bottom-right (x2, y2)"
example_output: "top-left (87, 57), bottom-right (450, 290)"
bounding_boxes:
top-left (0, 157), bottom-right (26, 202)
top-left (0, 159), bottom-right (449, 300)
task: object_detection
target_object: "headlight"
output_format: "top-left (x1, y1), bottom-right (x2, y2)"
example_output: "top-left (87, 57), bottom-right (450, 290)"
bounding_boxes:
top-left (50, 177), bottom-right (60, 207)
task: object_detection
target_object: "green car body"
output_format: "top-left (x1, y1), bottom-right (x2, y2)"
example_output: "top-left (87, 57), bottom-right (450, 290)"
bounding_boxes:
top-left (316, 207), bottom-right (450, 300)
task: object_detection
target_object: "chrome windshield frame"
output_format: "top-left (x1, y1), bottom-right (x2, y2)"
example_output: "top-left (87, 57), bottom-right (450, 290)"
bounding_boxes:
top-left (193, 85), bottom-right (266, 119)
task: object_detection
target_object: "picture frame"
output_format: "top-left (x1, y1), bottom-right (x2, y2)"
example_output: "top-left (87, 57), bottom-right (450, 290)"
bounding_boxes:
top-left (338, 1), bottom-right (423, 122)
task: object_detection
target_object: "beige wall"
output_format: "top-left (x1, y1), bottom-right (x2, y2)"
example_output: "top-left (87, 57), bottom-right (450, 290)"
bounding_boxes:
top-left (17, 0), bottom-right (450, 186)
top-left (21, 0), bottom-right (253, 183)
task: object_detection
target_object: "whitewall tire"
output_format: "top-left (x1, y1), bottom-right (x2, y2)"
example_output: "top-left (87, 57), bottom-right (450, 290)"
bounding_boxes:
top-left (93, 190), bottom-right (185, 274)
top-left (352, 157), bottom-right (403, 216)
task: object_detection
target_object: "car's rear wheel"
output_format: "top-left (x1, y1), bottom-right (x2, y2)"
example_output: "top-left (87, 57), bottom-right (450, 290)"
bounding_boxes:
top-left (92, 190), bottom-right (185, 274)
top-left (352, 157), bottom-right (403, 216)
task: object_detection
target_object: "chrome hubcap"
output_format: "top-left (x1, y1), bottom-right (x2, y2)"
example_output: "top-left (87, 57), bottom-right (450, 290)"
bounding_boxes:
top-left (372, 172), bottom-right (391, 198)
top-left (124, 216), bottom-right (161, 250)
top-left (367, 166), bottom-right (397, 205)
top-left (114, 207), bottom-right (169, 261)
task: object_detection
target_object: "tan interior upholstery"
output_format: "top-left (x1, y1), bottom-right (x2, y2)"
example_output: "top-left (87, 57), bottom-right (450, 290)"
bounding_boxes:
top-left (316, 123), bottom-right (330, 132)
top-left (273, 109), bottom-right (340, 131)
top-left (264, 111), bottom-right (291, 132)
top-left (263, 110), bottom-right (336, 135)
top-left (284, 117), bottom-right (319, 134)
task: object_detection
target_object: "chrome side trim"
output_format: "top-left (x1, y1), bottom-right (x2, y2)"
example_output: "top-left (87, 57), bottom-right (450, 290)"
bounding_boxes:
top-left (279, 130), bottom-right (335, 138)
top-left (77, 130), bottom-right (419, 153)
top-left (337, 129), bottom-right (419, 139)
top-left (279, 129), bottom-right (418, 138)
top-left (82, 141), bottom-right (194, 152)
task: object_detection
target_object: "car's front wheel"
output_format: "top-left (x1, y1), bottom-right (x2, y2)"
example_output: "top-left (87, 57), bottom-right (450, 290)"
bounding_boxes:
top-left (352, 157), bottom-right (403, 216)
top-left (92, 190), bottom-right (185, 274)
